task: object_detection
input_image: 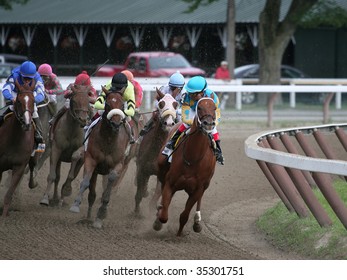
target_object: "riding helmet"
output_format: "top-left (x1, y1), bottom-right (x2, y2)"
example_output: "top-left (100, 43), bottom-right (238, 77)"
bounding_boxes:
top-left (38, 63), bottom-right (53, 76)
top-left (185, 76), bottom-right (207, 93)
top-left (169, 71), bottom-right (185, 88)
top-left (111, 73), bottom-right (128, 90)
top-left (75, 71), bottom-right (91, 86)
top-left (20, 61), bottom-right (36, 78)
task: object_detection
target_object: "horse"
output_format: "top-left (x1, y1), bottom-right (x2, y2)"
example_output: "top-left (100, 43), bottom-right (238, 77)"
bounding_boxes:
top-left (69, 86), bottom-right (138, 228)
top-left (153, 97), bottom-right (217, 236)
top-left (134, 88), bottom-right (178, 215)
top-left (0, 81), bottom-right (37, 217)
top-left (40, 84), bottom-right (93, 206)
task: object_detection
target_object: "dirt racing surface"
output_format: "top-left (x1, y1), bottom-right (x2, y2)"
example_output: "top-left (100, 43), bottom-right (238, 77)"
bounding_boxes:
top-left (0, 124), bottom-right (304, 260)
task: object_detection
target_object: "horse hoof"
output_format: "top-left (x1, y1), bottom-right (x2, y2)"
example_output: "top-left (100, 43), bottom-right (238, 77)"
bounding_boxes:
top-left (40, 196), bottom-right (49, 206)
top-left (153, 219), bottom-right (163, 231)
top-left (29, 182), bottom-right (38, 189)
top-left (62, 185), bottom-right (72, 197)
top-left (93, 218), bottom-right (103, 229)
top-left (193, 222), bottom-right (202, 233)
top-left (69, 205), bottom-right (80, 213)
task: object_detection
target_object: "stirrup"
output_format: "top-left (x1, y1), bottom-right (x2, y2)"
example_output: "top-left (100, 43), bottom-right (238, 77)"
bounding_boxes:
top-left (216, 153), bottom-right (224, 165)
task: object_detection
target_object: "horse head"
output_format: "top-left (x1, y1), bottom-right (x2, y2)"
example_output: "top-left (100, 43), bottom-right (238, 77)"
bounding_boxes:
top-left (195, 97), bottom-right (216, 134)
top-left (69, 84), bottom-right (92, 126)
top-left (14, 80), bottom-right (35, 131)
top-left (102, 85), bottom-right (125, 132)
top-left (156, 87), bottom-right (178, 132)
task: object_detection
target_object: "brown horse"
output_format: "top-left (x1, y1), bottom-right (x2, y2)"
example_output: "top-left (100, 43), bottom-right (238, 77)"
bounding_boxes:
top-left (0, 81), bottom-right (36, 217)
top-left (40, 85), bottom-right (93, 206)
top-left (135, 88), bottom-right (178, 214)
top-left (69, 86), bottom-right (138, 228)
top-left (153, 97), bottom-right (217, 236)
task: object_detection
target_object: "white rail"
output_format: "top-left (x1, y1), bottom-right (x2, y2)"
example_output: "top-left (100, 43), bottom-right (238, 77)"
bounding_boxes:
top-left (2, 77), bottom-right (347, 111)
top-left (244, 123), bottom-right (347, 176)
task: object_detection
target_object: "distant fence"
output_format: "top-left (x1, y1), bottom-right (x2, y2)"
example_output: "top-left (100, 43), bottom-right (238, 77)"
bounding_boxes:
top-left (245, 123), bottom-right (347, 230)
top-left (2, 77), bottom-right (347, 123)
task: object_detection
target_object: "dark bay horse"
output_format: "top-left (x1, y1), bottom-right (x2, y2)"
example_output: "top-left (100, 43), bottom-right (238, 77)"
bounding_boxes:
top-left (135, 88), bottom-right (178, 214)
top-left (69, 86), bottom-right (138, 228)
top-left (40, 85), bottom-right (93, 206)
top-left (0, 81), bottom-right (36, 217)
top-left (153, 97), bottom-right (217, 236)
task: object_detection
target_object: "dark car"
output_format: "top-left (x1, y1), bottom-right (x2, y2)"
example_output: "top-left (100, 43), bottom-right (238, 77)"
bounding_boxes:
top-left (0, 63), bottom-right (19, 79)
top-left (234, 64), bottom-right (322, 104)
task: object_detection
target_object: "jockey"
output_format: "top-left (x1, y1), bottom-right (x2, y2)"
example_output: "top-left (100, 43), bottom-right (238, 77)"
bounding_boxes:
top-left (38, 63), bottom-right (64, 116)
top-left (162, 75), bottom-right (224, 165)
top-left (93, 72), bottom-right (136, 144)
top-left (49, 71), bottom-right (97, 125)
top-left (0, 60), bottom-right (46, 153)
top-left (138, 71), bottom-right (185, 138)
top-left (121, 70), bottom-right (143, 109)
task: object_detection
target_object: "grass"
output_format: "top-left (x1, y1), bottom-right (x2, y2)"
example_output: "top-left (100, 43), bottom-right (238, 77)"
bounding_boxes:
top-left (256, 180), bottom-right (347, 259)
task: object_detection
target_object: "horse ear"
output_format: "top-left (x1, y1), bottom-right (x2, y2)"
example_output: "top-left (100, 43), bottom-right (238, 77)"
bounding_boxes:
top-left (156, 87), bottom-right (165, 100)
top-left (101, 85), bottom-right (109, 95)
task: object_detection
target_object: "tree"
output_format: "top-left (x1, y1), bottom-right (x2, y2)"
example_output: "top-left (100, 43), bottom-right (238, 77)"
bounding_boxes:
top-left (183, 0), bottom-right (235, 78)
top-left (0, 0), bottom-right (29, 10)
top-left (258, 0), bottom-right (318, 126)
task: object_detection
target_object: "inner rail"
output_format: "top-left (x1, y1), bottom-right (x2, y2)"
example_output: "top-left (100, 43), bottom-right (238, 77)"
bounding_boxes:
top-left (245, 123), bottom-right (347, 229)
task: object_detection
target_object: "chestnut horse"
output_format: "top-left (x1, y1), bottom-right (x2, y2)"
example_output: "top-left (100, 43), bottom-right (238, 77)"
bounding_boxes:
top-left (134, 88), bottom-right (178, 214)
top-left (69, 86), bottom-right (138, 228)
top-left (40, 84), bottom-right (93, 206)
top-left (0, 81), bottom-right (36, 217)
top-left (153, 97), bottom-right (217, 236)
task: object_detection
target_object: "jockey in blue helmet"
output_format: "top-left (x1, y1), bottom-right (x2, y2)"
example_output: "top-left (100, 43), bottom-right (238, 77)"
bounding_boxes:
top-left (162, 75), bottom-right (224, 165)
top-left (138, 71), bottom-right (185, 139)
top-left (1, 60), bottom-right (46, 152)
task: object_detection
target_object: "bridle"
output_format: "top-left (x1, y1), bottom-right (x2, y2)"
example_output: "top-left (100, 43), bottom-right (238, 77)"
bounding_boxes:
top-left (103, 91), bottom-right (126, 132)
top-left (195, 97), bottom-right (216, 135)
top-left (69, 91), bottom-right (91, 126)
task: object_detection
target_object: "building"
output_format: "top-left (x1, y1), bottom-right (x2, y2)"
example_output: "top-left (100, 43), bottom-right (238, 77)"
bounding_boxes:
top-left (0, 0), bottom-right (346, 78)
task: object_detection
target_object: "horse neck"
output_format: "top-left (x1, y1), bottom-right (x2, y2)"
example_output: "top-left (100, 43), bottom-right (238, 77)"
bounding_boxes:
top-left (185, 121), bottom-right (210, 153)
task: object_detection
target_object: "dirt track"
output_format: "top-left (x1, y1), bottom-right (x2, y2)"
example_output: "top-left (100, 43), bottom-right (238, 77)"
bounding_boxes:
top-left (0, 123), bottom-right (304, 260)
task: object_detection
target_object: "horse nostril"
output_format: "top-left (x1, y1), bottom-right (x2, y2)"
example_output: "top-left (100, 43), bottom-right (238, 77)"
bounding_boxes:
top-left (171, 122), bottom-right (175, 126)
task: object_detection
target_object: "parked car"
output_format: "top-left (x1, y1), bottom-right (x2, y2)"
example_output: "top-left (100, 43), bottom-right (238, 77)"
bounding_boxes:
top-left (96, 51), bottom-right (206, 78)
top-left (234, 64), bottom-right (323, 104)
top-left (0, 63), bottom-right (20, 79)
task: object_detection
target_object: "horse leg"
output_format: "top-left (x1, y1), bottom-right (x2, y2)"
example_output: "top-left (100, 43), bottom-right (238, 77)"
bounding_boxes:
top-left (153, 182), bottom-right (173, 231)
top-left (94, 168), bottom-right (120, 228)
top-left (193, 198), bottom-right (203, 233)
top-left (149, 178), bottom-right (162, 215)
top-left (52, 161), bottom-right (61, 205)
top-left (61, 149), bottom-right (84, 205)
top-left (177, 190), bottom-right (203, 236)
top-left (2, 166), bottom-right (25, 217)
top-left (86, 172), bottom-right (98, 219)
top-left (134, 170), bottom-right (150, 214)
top-left (69, 158), bottom-right (96, 213)
top-left (40, 147), bottom-right (61, 206)
top-left (28, 156), bottom-right (38, 189)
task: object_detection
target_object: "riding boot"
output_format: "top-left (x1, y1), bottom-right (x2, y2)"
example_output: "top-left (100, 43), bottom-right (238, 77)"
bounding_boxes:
top-left (215, 140), bottom-right (224, 165)
top-left (0, 107), bottom-right (12, 126)
top-left (166, 129), bottom-right (182, 150)
top-left (125, 121), bottom-right (135, 144)
top-left (33, 117), bottom-right (46, 153)
top-left (139, 118), bottom-right (154, 137)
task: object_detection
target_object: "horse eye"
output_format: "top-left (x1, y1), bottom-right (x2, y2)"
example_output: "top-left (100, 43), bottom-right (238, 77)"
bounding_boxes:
top-left (158, 101), bottom-right (165, 109)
